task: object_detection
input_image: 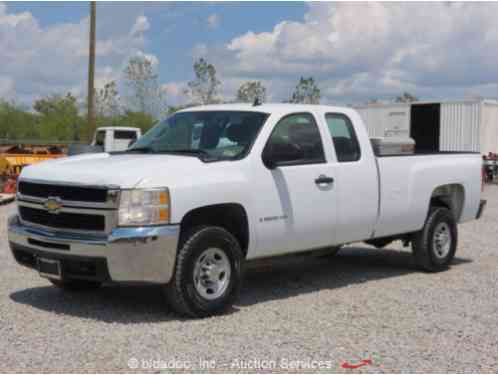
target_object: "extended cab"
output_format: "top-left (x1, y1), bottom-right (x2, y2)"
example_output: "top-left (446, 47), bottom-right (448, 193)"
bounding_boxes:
top-left (8, 104), bottom-right (486, 317)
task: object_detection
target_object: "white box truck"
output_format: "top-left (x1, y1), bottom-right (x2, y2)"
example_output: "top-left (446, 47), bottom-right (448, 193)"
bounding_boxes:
top-left (354, 99), bottom-right (498, 154)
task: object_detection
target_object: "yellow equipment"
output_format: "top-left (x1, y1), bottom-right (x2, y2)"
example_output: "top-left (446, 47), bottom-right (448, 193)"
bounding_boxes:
top-left (0, 144), bottom-right (67, 193)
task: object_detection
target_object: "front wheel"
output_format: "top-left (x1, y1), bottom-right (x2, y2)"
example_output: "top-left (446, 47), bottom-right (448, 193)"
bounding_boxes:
top-left (164, 226), bottom-right (243, 318)
top-left (412, 207), bottom-right (458, 272)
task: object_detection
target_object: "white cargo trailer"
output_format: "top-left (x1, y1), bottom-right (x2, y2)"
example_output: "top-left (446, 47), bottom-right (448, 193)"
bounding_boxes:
top-left (354, 99), bottom-right (498, 154)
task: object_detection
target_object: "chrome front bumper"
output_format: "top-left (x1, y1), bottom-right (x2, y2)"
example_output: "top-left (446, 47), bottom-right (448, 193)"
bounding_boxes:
top-left (8, 214), bottom-right (180, 284)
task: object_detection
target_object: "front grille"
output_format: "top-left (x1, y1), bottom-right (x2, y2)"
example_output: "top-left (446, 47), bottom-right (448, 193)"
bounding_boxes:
top-left (18, 181), bottom-right (108, 203)
top-left (19, 206), bottom-right (105, 232)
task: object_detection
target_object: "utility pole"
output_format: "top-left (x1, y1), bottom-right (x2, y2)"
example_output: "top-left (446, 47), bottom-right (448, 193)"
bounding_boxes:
top-left (87, 1), bottom-right (96, 142)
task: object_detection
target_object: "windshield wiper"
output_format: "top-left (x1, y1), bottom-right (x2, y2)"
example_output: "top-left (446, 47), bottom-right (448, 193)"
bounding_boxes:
top-left (162, 149), bottom-right (217, 161)
top-left (119, 147), bottom-right (226, 162)
top-left (166, 149), bottom-right (209, 155)
top-left (124, 146), bottom-right (155, 153)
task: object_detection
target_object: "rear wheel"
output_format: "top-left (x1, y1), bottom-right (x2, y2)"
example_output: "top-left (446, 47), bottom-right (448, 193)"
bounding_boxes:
top-left (49, 279), bottom-right (102, 291)
top-left (412, 207), bottom-right (457, 272)
top-left (164, 226), bottom-right (243, 318)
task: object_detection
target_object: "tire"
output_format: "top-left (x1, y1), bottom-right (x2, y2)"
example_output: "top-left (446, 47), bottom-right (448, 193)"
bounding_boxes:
top-left (412, 207), bottom-right (458, 272)
top-left (49, 278), bottom-right (102, 291)
top-left (164, 226), bottom-right (243, 318)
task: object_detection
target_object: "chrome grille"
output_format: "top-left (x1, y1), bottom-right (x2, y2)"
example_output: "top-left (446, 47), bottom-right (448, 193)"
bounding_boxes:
top-left (16, 179), bottom-right (119, 234)
top-left (18, 181), bottom-right (108, 203)
top-left (19, 206), bottom-right (105, 232)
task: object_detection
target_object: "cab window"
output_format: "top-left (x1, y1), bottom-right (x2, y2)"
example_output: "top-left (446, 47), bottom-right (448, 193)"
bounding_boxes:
top-left (263, 113), bottom-right (325, 166)
top-left (114, 130), bottom-right (138, 140)
top-left (325, 113), bottom-right (361, 162)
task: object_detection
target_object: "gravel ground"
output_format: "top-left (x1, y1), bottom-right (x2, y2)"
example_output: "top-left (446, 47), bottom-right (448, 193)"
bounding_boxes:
top-left (1, 187), bottom-right (498, 373)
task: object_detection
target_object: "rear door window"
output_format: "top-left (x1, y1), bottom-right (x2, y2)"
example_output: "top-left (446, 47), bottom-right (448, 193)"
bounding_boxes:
top-left (325, 113), bottom-right (361, 162)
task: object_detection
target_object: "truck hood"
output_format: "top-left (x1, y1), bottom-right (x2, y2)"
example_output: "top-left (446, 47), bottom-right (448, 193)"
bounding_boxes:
top-left (20, 153), bottom-right (214, 188)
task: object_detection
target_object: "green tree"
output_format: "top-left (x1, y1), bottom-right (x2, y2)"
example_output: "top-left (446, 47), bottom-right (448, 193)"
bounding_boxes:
top-left (95, 81), bottom-right (121, 118)
top-left (124, 56), bottom-right (165, 118)
top-left (289, 77), bottom-right (321, 104)
top-left (118, 111), bottom-right (157, 134)
top-left (236, 81), bottom-right (266, 103)
top-left (0, 100), bottom-right (38, 140)
top-left (92, 81), bottom-right (123, 133)
top-left (34, 93), bottom-right (82, 141)
top-left (186, 58), bottom-right (221, 105)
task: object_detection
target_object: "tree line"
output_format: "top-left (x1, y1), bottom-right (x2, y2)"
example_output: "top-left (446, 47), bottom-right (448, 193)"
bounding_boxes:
top-left (0, 55), bottom-right (417, 142)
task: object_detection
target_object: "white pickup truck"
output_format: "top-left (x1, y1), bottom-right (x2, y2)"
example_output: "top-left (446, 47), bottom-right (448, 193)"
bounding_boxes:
top-left (68, 126), bottom-right (142, 155)
top-left (8, 104), bottom-right (486, 318)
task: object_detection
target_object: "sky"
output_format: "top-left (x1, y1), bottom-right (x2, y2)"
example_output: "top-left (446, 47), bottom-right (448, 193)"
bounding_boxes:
top-left (2, 1), bottom-right (498, 109)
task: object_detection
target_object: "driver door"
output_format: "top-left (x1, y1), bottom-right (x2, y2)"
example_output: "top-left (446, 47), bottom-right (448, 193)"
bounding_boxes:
top-left (252, 112), bottom-right (338, 258)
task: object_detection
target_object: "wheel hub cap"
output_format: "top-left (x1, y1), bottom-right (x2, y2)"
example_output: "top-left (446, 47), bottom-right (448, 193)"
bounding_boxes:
top-left (433, 222), bottom-right (452, 259)
top-left (193, 248), bottom-right (231, 300)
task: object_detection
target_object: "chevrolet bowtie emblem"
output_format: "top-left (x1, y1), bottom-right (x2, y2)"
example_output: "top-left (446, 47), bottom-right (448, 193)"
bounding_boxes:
top-left (44, 197), bottom-right (62, 214)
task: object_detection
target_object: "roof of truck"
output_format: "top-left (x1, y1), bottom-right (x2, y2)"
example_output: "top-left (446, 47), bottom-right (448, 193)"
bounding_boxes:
top-left (177, 103), bottom-right (352, 114)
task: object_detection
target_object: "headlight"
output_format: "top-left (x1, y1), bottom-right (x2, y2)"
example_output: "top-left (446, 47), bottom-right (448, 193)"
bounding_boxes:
top-left (118, 188), bottom-right (170, 226)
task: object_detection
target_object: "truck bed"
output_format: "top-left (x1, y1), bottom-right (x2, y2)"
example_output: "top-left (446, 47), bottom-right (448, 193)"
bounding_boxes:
top-left (372, 152), bottom-right (482, 239)
top-left (376, 151), bottom-right (480, 157)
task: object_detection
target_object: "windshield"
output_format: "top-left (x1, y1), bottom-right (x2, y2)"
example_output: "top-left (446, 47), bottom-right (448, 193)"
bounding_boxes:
top-left (128, 111), bottom-right (269, 160)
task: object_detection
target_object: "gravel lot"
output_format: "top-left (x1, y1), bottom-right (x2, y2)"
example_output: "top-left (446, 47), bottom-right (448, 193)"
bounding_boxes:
top-left (1, 187), bottom-right (497, 373)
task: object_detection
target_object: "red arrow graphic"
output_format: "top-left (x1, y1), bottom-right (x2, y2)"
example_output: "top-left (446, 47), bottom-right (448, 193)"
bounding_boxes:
top-left (341, 359), bottom-right (372, 369)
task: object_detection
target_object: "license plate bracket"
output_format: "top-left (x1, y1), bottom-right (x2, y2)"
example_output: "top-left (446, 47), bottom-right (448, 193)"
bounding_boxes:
top-left (37, 258), bottom-right (62, 280)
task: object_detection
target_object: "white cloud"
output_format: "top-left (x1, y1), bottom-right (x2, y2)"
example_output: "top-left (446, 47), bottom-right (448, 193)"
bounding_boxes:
top-left (6, 2), bottom-right (498, 108)
top-left (0, 76), bottom-right (14, 98)
top-left (130, 15), bottom-right (149, 36)
top-left (206, 13), bottom-right (220, 30)
top-left (0, 4), bottom-right (152, 105)
top-left (161, 82), bottom-right (188, 107)
top-left (0, 2), bottom-right (31, 27)
top-left (209, 2), bottom-right (498, 103)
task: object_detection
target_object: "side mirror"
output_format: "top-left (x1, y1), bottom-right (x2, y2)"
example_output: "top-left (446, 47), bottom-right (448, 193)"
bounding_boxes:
top-left (262, 142), bottom-right (304, 169)
top-left (262, 151), bottom-right (277, 169)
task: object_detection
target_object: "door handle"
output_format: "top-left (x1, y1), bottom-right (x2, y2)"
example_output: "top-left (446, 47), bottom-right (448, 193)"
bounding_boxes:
top-left (315, 175), bottom-right (334, 185)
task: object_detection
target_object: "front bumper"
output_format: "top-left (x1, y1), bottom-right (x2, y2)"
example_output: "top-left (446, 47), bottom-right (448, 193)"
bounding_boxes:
top-left (8, 214), bottom-right (180, 284)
